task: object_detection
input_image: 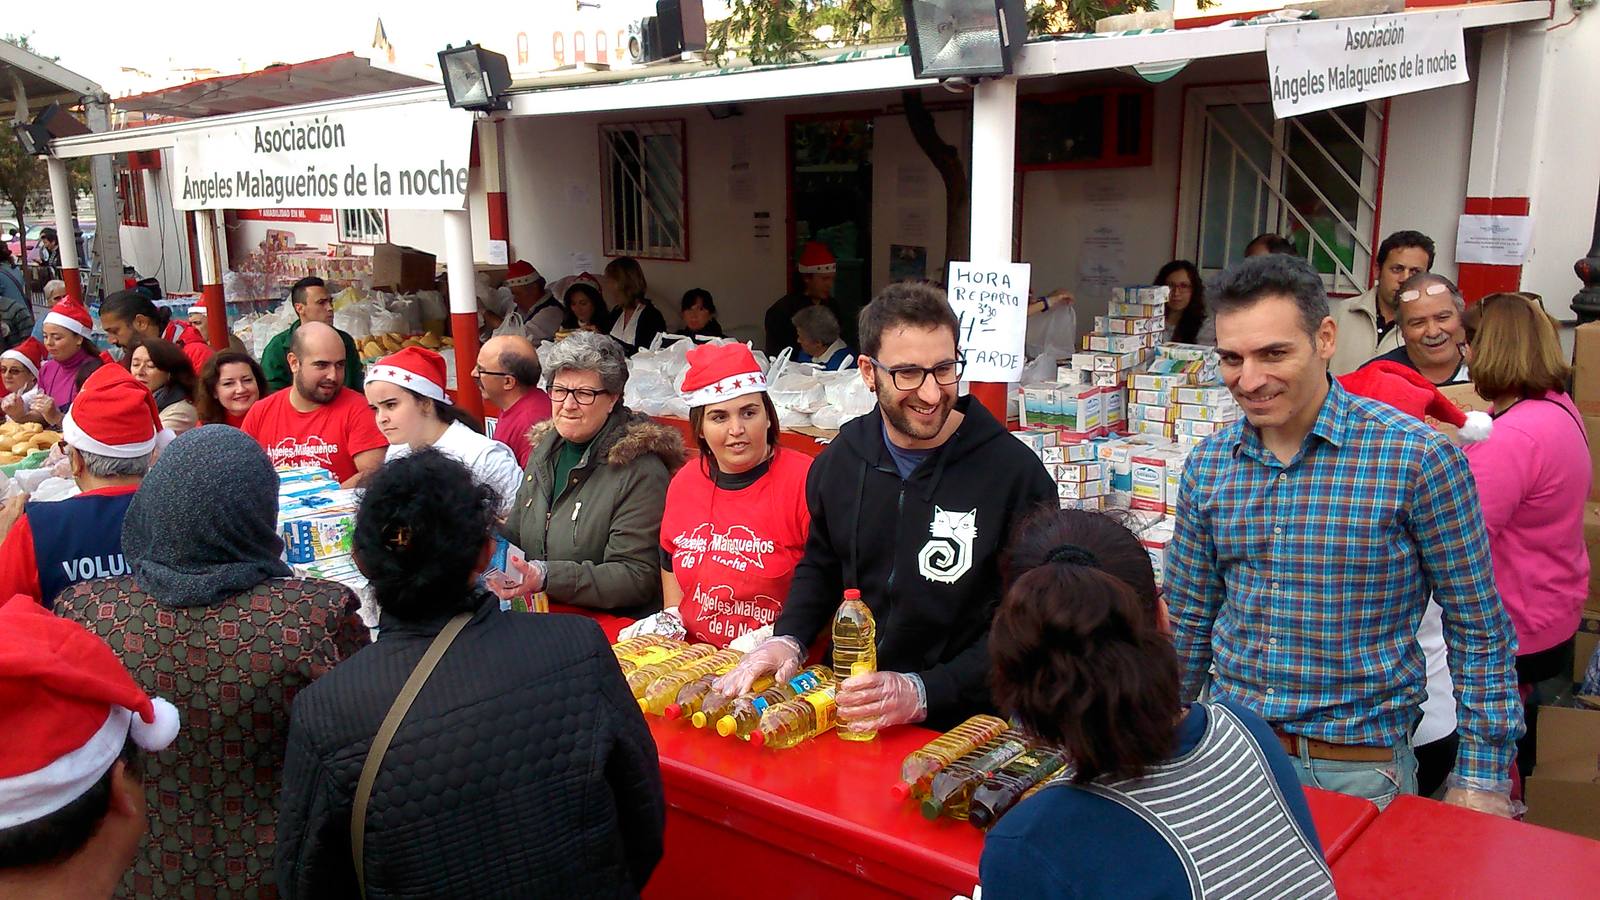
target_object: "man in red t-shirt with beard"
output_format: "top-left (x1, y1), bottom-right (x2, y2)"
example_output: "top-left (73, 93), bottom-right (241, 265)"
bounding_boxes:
top-left (243, 322), bottom-right (384, 487)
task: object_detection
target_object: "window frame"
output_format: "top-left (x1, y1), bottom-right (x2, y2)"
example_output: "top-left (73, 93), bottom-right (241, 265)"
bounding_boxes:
top-left (1176, 84), bottom-right (1385, 296)
top-left (598, 119), bottom-right (690, 262)
top-left (117, 169), bottom-right (149, 227)
top-left (336, 208), bottom-right (389, 245)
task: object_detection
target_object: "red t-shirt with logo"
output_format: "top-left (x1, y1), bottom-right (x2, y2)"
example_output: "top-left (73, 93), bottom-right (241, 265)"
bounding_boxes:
top-left (659, 448), bottom-right (812, 648)
top-left (241, 387), bottom-right (386, 482)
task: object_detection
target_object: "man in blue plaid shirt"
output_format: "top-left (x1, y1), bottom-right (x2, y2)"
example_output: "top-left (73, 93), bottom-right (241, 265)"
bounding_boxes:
top-left (1167, 254), bottom-right (1523, 816)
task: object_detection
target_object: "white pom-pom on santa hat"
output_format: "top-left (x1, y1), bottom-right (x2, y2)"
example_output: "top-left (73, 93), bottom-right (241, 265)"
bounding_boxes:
top-left (1457, 410), bottom-right (1494, 444)
top-left (130, 697), bottom-right (181, 751)
top-left (0, 597), bottom-right (182, 830)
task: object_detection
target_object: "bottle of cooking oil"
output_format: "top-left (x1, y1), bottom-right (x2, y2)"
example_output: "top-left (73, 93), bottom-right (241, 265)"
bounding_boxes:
top-left (922, 731), bottom-right (1030, 821)
top-left (715, 665), bottom-right (834, 739)
top-left (967, 746), bottom-right (1071, 829)
top-left (751, 684), bottom-right (838, 750)
top-left (612, 633), bottom-right (675, 658)
top-left (624, 643), bottom-right (716, 698)
top-left (690, 674), bottom-right (776, 728)
top-left (639, 647), bottom-right (744, 715)
top-left (891, 714), bottom-right (1011, 801)
top-left (831, 590), bottom-right (877, 742)
top-left (614, 637), bottom-right (687, 676)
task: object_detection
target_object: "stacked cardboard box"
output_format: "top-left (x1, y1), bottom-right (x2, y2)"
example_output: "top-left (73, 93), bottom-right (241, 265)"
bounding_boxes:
top-left (1013, 428), bottom-right (1107, 510)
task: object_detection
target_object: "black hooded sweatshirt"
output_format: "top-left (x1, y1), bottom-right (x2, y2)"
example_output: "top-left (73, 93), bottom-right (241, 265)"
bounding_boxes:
top-left (775, 395), bottom-right (1056, 729)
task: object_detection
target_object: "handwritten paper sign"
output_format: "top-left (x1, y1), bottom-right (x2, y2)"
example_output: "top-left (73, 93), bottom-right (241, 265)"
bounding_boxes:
top-left (947, 261), bottom-right (1031, 382)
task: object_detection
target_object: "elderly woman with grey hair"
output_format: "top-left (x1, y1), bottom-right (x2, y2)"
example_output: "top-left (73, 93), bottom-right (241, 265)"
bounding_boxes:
top-left (491, 331), bottom-right (685, 619)
top-left (791, 304), bottom-right (857, 371)
top-left (1365, 271), bottom-right (1470, 386)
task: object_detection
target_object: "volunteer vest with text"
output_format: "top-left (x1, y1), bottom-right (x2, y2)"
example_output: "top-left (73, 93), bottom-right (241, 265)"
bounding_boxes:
top-left (29, 491), bottom-right (136, 607)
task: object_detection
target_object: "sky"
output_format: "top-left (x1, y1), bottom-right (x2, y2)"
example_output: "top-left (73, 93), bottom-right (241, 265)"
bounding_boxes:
top-left (9, 0), bottom-right (707, 96)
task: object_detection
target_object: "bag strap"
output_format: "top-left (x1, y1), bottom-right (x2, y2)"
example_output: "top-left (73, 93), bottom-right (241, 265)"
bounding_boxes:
top-left (350, 611), bottom-right (472, 896)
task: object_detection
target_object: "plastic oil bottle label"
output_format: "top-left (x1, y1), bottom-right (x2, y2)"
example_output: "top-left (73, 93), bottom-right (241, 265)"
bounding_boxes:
top-left (804, 688), bottom-right (838, 731)
top-left (788, 671), bottom-right (821, 694)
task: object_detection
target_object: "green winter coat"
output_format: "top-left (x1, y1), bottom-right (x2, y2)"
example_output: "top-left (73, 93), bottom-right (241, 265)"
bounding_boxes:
top-left (505, 406), bottom-right (685, 620)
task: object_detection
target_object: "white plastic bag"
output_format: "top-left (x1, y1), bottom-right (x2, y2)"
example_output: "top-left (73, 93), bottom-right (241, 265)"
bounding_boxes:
top-left (29, 476), bottom-right (80, 502)
top-left (413, 290), bottom-right (448, 324)
top-left (769, 369), bottom-right (828, 414)
top-left (492, 310), bottom-right (525, 339)
top-left (333, 304), bottom-right (373, 341)
top-left (1025, 303), bottom-right (1078, 363)
top-left (368, 303), bottom-right (405, 337)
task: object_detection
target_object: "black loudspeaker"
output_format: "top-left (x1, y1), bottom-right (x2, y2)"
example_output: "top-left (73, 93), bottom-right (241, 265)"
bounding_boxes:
top-left (630, 0), bottom-right (707, 64)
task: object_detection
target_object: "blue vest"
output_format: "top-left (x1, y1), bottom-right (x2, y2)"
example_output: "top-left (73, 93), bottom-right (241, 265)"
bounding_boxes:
top-left (28, 491), bottom-right (136, 607)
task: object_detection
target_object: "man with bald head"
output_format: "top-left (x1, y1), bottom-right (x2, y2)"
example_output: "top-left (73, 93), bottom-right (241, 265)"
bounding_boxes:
top-left (476, 334), bottom-right (551, 467)
top-left (242, 321), bottom-right (386, 486)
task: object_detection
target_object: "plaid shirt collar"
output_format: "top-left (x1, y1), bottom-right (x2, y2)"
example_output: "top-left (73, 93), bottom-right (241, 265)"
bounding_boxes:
top-left (1231, 376), bottom-right (1351, 466)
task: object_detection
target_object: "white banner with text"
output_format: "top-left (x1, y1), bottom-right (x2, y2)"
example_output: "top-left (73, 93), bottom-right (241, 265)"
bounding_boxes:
top-left (173, 102), bottom-right (475, 211)
top-left (1265, 12), bottom-right (1467, 119)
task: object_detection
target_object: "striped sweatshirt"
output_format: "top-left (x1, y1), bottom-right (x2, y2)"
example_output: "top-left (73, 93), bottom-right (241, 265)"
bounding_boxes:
top-left (980, 701), bottom-right (1334, 900)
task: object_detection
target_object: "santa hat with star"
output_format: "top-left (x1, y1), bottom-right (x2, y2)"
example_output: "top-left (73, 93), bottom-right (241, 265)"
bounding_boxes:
top-left (0, 597), bottom-right (179, 829)
top-left (503, 260), bottom-right (543, 289)
top-left (1339, 359), bottom-right (1492, 443)
top-left (366, 346), bottom-right (448, 402)
top-left (680, 342), bottom-right (767, 408)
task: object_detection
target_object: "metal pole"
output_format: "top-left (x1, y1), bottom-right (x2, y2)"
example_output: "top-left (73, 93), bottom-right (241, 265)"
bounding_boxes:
top-left (195, 209), bottom-right (228, 349)
top-left (966, 76), bottom-right (1018, 423)
top-left (46, 156), bottom-right (81, 301)
top-left (1570, 179), bottom-right (1600, 324)
top-left (84, 97), bottom-right (123, 297)
top-left (444, 208), bottom-right (484, 418)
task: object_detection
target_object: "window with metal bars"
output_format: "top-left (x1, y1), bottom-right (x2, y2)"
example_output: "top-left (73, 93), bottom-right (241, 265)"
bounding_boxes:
top-left (600, 120), bottom-right (688, 261)
top-left (337, 209), bottom-right (388, 244)
top-left (118, 170), bottom-right (148, 227)
top-left (1178, 86), bottom-right (1383, 295)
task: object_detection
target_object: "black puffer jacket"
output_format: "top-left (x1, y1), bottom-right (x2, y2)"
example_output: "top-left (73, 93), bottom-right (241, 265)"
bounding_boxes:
top-left (275, 596), bottom-right (664, 898)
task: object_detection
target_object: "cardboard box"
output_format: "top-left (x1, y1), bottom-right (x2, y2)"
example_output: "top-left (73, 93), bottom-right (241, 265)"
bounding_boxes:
top-left (371, 243), bottom-right (438, 292)
top-left (1085, 333), bottom-right (1145, 353)
top-left (1111, 285), bottom-right (1170, 305)
top-left (1053, 461), bottom-right (1103, 483)
top-left (1130, 402), bottom-right (1171, 424)
top-left (1013, 428), bottom-right (1058, 455)
top-left (1523, 705), bottom-right (1600, 840)
top-left (1571, 321), bottom-right (1600, 416)
top-left (1057, 478), bottom-right (1107, 500)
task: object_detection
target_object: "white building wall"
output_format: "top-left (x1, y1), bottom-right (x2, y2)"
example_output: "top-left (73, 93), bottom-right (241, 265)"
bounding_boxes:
top-left (1377, 79), bottom-right (1477, 280)
top-left (499, 93), bottom-right (966, 342)
top-left (119, 156), bottom-right (196, 293)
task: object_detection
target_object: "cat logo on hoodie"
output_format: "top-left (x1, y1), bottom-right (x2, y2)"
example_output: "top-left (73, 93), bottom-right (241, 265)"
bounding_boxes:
top-left (917, 506), bottom-right (977, 584)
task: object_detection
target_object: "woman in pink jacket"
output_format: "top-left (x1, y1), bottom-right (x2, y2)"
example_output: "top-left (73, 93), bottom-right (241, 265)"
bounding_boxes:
top-left (1462, 292), bottom-right (1590, 782)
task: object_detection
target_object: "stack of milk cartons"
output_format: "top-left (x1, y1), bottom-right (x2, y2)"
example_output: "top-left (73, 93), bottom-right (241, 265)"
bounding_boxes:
top-left (1172, 384), bottom-right (1240, 450)
top-left (1068, 285), bottom-right (1171, 435)
top-left (1013, 427), bottom-right (1108, 510)
top-left (276, 466), bottom-right (376, 629)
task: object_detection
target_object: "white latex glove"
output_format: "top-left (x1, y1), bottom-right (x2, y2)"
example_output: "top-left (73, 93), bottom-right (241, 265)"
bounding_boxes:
top-left (713, 635), bottom-right (803, 696)
top-left (617, 607), bottom-right (687, 643)
top-left (485, 556), bottom-right (546, 600)
top-left (837, 670), bottom-right (927, 732)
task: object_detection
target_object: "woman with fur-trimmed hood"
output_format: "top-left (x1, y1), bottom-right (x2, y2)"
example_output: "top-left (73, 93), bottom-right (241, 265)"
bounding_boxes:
top-left (494, 331), bottom-right (685, 620)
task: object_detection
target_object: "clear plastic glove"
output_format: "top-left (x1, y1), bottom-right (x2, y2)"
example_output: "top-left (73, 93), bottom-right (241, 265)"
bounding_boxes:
top-left (617, 607), bottom-right (687, 643)
top-left (484, 556), bottom-right (546, 600)
top-left (1441, 773), bottom-right (1519, 817)
top-left (837, 671), bottom-right (927, 733)
top-left (713, 635), bottom-right (803, 696)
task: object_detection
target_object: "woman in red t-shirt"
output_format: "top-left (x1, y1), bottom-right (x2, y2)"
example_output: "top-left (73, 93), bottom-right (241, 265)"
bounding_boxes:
top-left (652, 343), bottom-right (811, 648)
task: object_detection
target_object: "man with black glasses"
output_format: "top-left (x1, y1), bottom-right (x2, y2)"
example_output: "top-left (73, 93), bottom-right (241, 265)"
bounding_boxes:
top-left (717, 282), bottom-right (1055, 731)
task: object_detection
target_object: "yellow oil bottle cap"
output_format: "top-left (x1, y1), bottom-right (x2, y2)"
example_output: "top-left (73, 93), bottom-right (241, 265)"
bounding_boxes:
top-left (637, 698), bottom-right (649, 714)
top-left (691, 711), bottom-right (708, 729)
top-left (715, 716), bottom-right (737, 738)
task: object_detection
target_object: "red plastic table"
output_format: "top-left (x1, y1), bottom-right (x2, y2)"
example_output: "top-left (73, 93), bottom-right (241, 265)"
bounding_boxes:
top-left (639, 715), bottom-right (1379, 899)
top-left (1332, 794), bottom-right (1600, 899)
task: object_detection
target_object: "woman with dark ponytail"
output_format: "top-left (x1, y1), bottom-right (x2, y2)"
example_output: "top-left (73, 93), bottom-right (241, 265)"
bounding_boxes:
top-left (980, 510), bottom-right (1334, 899)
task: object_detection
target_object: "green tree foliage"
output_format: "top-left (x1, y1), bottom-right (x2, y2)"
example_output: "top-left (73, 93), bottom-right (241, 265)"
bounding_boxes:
top-left (2, 34), bottom-right (93, 243)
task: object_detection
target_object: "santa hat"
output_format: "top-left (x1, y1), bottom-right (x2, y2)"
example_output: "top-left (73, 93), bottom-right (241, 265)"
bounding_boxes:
top-left (796, 242), bottom-right (836, 275)
top-left (1339, 360), bottom-right (1492, 443)
top-left (503, 260), bottom-right (543, 289)
top-left (366, 346), bottom-right (447, 403)
top-left (43, 297), bottom-right (94, 339)
top-left (61, 364), bottom-right (171, 458)
top-left (680, 342), bottom-right (766, 408)
top-left (0, 597), bottom-right (179, 829)
top-left (1, 337), bottom-right (44, 379)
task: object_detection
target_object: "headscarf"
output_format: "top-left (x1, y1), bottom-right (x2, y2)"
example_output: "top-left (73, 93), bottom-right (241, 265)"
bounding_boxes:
top-left (122, 424), bottom-right (291, 607)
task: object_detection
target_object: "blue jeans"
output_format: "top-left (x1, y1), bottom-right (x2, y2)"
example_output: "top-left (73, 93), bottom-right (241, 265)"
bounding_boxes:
top-left (1287, 738), bottom-right (1418, 809)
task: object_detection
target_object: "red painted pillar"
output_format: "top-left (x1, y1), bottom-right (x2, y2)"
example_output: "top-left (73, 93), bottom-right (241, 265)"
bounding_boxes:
top-left (195, 210), bottom-right (228, 348)
top-left (969, 382), bottom-right (1009, 427)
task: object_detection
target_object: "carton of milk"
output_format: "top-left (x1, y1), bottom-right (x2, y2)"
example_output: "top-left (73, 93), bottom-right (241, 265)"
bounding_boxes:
top-left (1131, 447), bottom-right (1184, 513)
top-left (1140, 519), bottom-right (1176, 588)
top-left (486, 535), bottom-right (528, 590)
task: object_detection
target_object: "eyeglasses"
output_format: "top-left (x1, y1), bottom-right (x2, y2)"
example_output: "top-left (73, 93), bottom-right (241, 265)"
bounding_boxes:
top-left (472, 365), bottom-right (512, 379)
top-left (550, 386), bottom-right (609, 405)
top-left (868, 356), bottom-right (965, 391)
